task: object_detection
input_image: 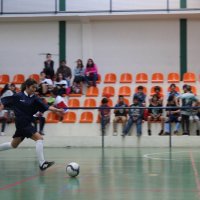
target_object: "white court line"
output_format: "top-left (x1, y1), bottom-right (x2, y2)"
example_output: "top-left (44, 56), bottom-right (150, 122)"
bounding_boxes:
top-left (143, 151), bottom-right (200, 161)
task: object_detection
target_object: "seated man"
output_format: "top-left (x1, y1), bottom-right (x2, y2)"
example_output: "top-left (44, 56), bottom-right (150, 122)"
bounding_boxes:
top-left (122, 96), bottom-right (143, 137)
top-left (167, 83), bottom-right (180, 98)
top-left (164, 95), bottom-right (181, 135)
top-left (147, 94), bottom-right (165, 136)
top-left (113, 95), bottom-right (128, 136)
top-left (99, 98), bottom-right (111, 135)
top-left (149, 86), bottom-right (163, 105)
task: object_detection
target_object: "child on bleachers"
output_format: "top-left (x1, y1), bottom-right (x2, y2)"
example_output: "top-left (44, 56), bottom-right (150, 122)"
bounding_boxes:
top-left (37, 71), bottom-right (54, 96)
top-left (150, 86), bottom-right (163, 105)
top-left (54, 73), bottom-right (70, 96)
top-left (70, 81), bottom-right (82, 95)
top-left (133, 85), bottom-right (146, 106)
top-left (113, 95), bottom-right (128, 136)
top-left (43, 53), bottom-right (55, 80)
top-left (147, 94), bottom-right (165, 136)
top-left (177, 84), bottom-right (199, 135)
top-left (84, 59), bottom-right (98, 87)
top-left (73, 59), bottom-right (85, 84)
top-left (122, 96), bottom-right (143, 137)
top-left (167, 84), bottom-right (180, 98)
top-left (98, 98), bottom-right (110, 135)
top-left (164, 95), bottom-right (181, 135)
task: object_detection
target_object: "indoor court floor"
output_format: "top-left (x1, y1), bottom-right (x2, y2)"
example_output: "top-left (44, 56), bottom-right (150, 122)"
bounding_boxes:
top-left (1, 147), bottom-right (200, 200)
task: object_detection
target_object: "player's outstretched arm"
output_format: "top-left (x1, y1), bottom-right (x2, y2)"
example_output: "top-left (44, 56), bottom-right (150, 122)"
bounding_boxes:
top-left (48, 105), bottom-right (65, 115)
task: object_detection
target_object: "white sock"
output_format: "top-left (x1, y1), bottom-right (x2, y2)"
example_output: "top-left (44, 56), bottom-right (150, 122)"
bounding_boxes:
top-left (0, 142), bottom-right (13, 151)
top-left (36, 140), bottom-right (45, 166)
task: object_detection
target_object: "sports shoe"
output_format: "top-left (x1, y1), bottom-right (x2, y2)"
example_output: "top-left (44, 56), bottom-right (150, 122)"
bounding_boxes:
top-left (158, 130), bottom-right (164, 136)
top-left (148, 130), bottom-right (151, 136)
top-left (39, 161), bottom-right (55, 171)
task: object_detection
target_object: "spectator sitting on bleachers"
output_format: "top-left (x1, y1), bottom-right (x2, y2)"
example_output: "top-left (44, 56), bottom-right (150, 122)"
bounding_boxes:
top-left (54, 73), bottom-right (70, 96)
top-left (147, 94), bottom-right (165, 136)
top-left (133, 85), bottom-right (146, 106)
top-left (56, 60), bottom-right (72, 87)
top-left (43, 53), bottom-right (55, 80)
top-left (164, 95), bottom-right (181, 136)
top-left (150, 86), bottom-right (163, 105)
top-left (84, 58), bottom-right (98, 87)
top-left (167, 83), bottom-right (179, 98)
top-left (113, 95), bottom-right (128, 136)
top-left (99, 98), bottom-right (110, 135)
top-left (37, 71), bottom-right (54, 96)
top-left (73, 59), bottom-right (85, 84)
top-left (122, 96), bottom-right (143, 137)
top-left (70, 81), bottom-right (82, 95)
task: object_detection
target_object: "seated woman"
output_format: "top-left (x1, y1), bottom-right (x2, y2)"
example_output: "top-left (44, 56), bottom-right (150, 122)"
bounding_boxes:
top-left (84, 58), bottom-right (98, 87)
top-left (54, 73), bottom-right (69, 96)
top-left (73, 59), bottom-right (85, 84)
top-left (37, 71), bottom-right (54, 96)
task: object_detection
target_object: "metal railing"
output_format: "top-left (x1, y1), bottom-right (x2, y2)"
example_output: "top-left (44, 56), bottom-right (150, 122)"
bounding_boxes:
top-left (0, 0), bottom-right (200, 15)
top-left (67, 105), bottom-right (200, 149)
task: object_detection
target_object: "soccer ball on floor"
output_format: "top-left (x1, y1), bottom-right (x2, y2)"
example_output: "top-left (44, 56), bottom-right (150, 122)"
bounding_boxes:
top-left (66, 162), bottom-right (80, 177)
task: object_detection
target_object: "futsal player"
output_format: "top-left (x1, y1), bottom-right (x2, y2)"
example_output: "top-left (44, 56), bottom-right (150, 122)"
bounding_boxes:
top-left (0, 78), bottom-right (64, 171)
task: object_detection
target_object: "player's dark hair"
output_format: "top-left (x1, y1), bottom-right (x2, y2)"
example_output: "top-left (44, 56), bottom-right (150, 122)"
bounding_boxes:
top-left (21, 78), bottom-right (37, 92)
top-left (51, 87), bottom-right (59, 96)
top-left (119, 95), bottom-right (124, 98)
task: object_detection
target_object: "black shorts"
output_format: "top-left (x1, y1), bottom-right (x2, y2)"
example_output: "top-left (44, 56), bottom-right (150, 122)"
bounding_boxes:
top-left (13, 124), bottom-right (37, 141)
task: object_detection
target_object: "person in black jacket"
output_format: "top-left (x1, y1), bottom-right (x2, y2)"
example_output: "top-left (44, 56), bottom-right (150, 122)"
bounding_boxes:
top-left (43, 53), bottom-right (54, 80)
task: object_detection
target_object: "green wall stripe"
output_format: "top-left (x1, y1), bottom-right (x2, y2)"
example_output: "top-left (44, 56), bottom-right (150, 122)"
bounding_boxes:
top-left (59, 0), bottom-right (65, 11)
top-left (59, 21), bottom-right (66, 62)
top-left (180, 0), bottom-right (187, 9)
top-left (180, 19), bottom-right (187, 79)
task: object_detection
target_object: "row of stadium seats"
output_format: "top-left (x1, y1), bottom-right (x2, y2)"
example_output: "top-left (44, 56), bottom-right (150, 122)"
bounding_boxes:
top-left (85, 85), bottom-right (197, 97)
top-left (46, 111), bottom-right (104, 123)
top-left (0, 72), bottom-right (200, 84)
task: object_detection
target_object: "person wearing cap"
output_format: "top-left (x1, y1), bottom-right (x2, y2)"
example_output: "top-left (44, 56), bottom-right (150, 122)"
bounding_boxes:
top-left (122, 96), bottom-right (143, 137)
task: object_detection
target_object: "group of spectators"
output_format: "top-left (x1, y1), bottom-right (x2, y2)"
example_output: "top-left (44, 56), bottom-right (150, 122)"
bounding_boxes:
top-left (39, 54), bottom-right (99, 97)
top-left (98, 84), bottom-right (200, 137)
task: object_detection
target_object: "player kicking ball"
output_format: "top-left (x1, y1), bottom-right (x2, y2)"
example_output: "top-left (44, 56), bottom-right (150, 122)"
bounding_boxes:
top-left (0, 78), bottom-right (64, 171)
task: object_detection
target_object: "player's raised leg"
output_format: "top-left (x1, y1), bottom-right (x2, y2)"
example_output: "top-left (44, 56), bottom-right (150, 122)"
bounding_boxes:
top-left (31, 132), bottom-right (55, 171)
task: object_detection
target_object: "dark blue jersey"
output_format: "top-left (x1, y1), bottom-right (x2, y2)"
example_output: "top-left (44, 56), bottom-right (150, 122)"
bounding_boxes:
top-left (1, 92), bottom-right (49, 129)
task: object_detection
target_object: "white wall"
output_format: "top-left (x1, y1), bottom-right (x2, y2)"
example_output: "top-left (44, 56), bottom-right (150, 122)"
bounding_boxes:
top-left (0, 22), bottom-right (59, 79)
top-left (188, 20), bottom-right (200, 75)
top-left (66, 19), bottom-right (180, 78)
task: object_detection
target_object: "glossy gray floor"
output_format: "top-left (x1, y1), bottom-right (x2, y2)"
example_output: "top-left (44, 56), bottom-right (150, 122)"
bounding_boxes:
top-left (1, 147), bottom-right (200, 200)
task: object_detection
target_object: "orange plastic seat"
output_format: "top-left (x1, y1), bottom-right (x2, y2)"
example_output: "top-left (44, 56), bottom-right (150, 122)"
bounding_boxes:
top-left (183, 72), bottom-right (196, 82)
top-left (84, 98), bottom-right (97, 107)
top-left (134, 86), bottom-right (147, 95)
top-left (29, 74), bottom-right (40, 83)
top-left (118, 86), bottom-right (131, 96)
top-left (151, 73), bottom-right (164, 83)
top-left (135, 73), bottom-right (148, 83)
top-left (0, 74), bottom-right (10, 84)
top-left (120, 73), bottom-right (132, 83)
top-left (79, 112), bottom-right (93, 123)
top-left (167, 73), bottom-right (180, 83)
top-left (68, 98), bottom-right (80, 107)
top-left (96, 74), bottom-right (101, 84)
top-left (167, 86), bottom-right (180, 93)
top-left (102, 86), bottom-right (115, 97)
top-left (68, 93), bottom-right (82, 97)
top-left (150, 86), bottom-right (164, 96)
top-left (46, 112), bottom-right (59, 123)
top-left (62, 112), bottom-right (77, 123)
top-left (86, 87), bottom-right (99, 97)
top-left (104, 73), bottom-right (117, 83)
top-left (0, 87), bottom-right (2, 93)
top-left (191, 85), bottom-right (197, 95)
top-left (12, 74), bottom-right (25, 84)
